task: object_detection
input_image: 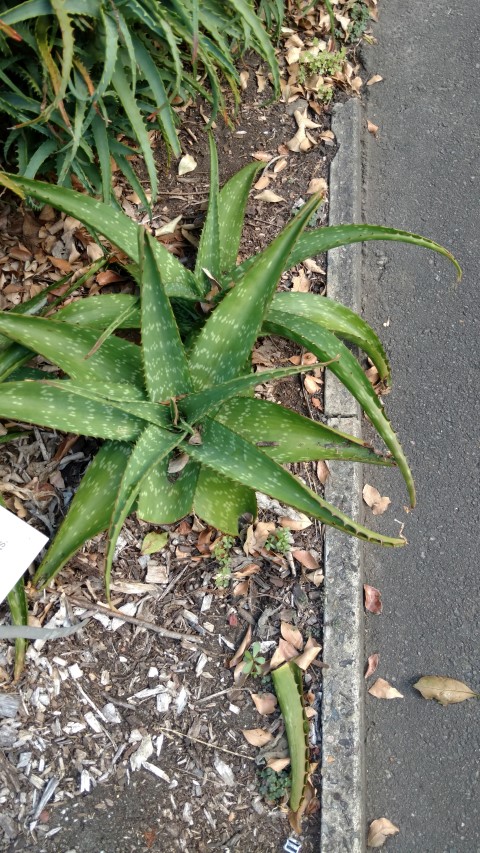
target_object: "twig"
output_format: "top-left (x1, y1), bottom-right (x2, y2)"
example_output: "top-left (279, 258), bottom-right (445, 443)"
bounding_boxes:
top-left (196, 687), bottom-right (250, 704)
top-left (68, 596), bottom-right (203, 643)
top-left (156, 725), bottom-right (255, 762)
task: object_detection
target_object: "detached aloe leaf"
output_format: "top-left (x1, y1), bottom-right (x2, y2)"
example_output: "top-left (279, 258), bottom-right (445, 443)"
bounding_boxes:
top-left (271, 662), bottom-right (309, 813)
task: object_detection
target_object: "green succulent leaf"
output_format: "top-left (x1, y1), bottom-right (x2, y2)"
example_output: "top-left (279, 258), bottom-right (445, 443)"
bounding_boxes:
top-left (34, 441), bottom-right (131, 588)
top-left (188, 193), bottom-right (323, 390)
top-left (264, 309), bottom-right (415, 506)
top-left (271, 662), bottom-right (309, 813)
top-left (215, 397), bottom-right (393, 465)
top-left (137, 457), bottom-right (201, 524)
top-left (217, 160), bottom-right (262, 273)
top-left (184, 418), bottom-right (405, 546)
top-left (193, 467), bottom-right (256, 535)
top-left (56, 294), bottom-right (141, 329)
top-left (195, 133), bottom-right (220, 284)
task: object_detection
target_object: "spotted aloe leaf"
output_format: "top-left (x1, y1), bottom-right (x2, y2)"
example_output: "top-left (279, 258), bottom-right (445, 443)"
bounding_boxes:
top-left (195, 133), bottom-right (220, 286)
top-left (217, 160), bottom-right (262, 273)
top-left (263, 309), bottom-right (416, 506)
top-left (188, 192), bottom-right (323, 390)
top-left (271, 662), bottom-right (309, 813)
top-left (184, 418), bottom-right (404, 546)
top-left (137, 458), bottom-right (201, 525)
top-left (34, 442), bottom-right (132, 588)
top-left (215, 397), bottom-right (393, 466)
top-left (0, 173), bottom-right (200, 299)
top-left (192, 468), bottom-right (257, 535)
top-left (270, 292), bottom-right (391, 382)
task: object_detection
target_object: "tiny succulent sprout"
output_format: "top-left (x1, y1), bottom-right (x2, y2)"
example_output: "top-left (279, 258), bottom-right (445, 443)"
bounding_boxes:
top-left (0, 137), bottom-right (460, 670)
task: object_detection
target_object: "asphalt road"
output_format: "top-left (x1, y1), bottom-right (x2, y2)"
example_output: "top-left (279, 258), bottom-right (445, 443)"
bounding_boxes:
top-left (361, 2), bottom-right (480, 851)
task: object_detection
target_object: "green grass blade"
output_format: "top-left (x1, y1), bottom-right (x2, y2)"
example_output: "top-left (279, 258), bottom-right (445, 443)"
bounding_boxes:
top-left (271, 292), bottom-right (391, 382)
top-left (228, 0), bottom-right (280, 96)
top-left (286, 224), bottom-right (462, 280)
top-left (33, 442), bottom-right (131, 588)
top-left (0, 381), bottom-right (143, 439)
top-left (0, 173), bottom-right (199, 298)
top-left (193, 467), bottom-right (256, 535)
top-left (0, 312), bottom-right (144, 387)
top-left (188, 193), bottom-right (323, 390)
top-left (140, 230), bottom-right (192, 402)
top-left (215, 397), bottom-right (393, 465)
top-left (136, 458), bottom-right (200, 524)
top-left (217, 161), bottom-right (262, 273)
top-left (184, 418), bottom-right (405, 546)
top-left (91, 113), bottom-right (112, 204)
top-left (264, 310), bottom-right (415, 505)
top-left (195, 133), bottom-right (220, 283)
top-left (104, 424), bottom-right (183, 597)
top-left (111, 60), bottom-right (158, 203)
top-left (271, 662), bottom-right (309, 813)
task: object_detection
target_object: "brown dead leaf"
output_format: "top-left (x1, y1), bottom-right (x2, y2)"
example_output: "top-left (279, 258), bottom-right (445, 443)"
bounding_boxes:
top-left (241, 728), bottom-right (273, 747)
top-left (252, 151), bottom-right (273, 162)
top-left (413, 676), bottom-right (479, 706)
top-left (305, 569), bottom-right (324, 587)
top-left (232, 563), bottom-right (260, 579)
top-left (316, 460), bottom-right (330, 484)
top-left (368, 678), bottom-right (403, 700)
top-left (367, 818), bottom-right (399, 848)
top-left (292, 549), bottom-right (319, 570)
top-left (233, 580), bottom-right (249, 597)
top-left (367, 74), bottom-right (383, 86)
top-left (294, 637), bottom-right (321, 671)
top-left (306, 177), bottom-right (328, 195)
top-left (273, 157), bottom-right (288, 174)
top-left (291, 270), bottom-right (310, 292)
top-left (178, 153), bottom-right (197, 175)
top-left (279, 514), bottom-right (312, 531)
top-left (253, 175), bottom-right (271, 191)
top-left (304, 258), bottom-right (325, 274)
top-left (254, 190), bottom-right (285, 203)
top-left (239, 70), bottom-right (249, 90)
top-left (363, 484), bottom-right (391, 516)
top-left (365, 653), bottom-right (380, 679)
top-left (367, 120), bottom-right (379, 136)
top-left (228, 626), bottom-right (252, 668)
top-left (251, 692), bottom-right (277, 715)
top-left (280, 621), bottom-right (303, 650)
top-left (267, 756), bottom-right (290, 772)
top-left (270, 639), bottom-right (298, 669)
top-left (256, 72), bottom-right (266, 93)
top-left (304, 374), bottom-right (321, 394)
top-left (364, 584), bottom-right (382, 615)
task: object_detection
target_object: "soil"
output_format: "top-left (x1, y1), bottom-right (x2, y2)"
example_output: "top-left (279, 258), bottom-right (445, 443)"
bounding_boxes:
top-left (0, 48), bottom-right (346, 853)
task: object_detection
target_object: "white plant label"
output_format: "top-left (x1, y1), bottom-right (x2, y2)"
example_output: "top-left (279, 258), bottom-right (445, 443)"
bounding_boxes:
top-left (0, 506), bottom-right (48, 603)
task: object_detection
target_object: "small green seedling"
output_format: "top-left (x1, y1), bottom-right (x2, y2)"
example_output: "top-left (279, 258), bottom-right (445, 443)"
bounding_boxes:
top-left (213, 534), bottom-right (235, 589)
top-left (298, 46), bottom-right (346, 84)
top-left (264, 527), bottom-right (291, 555)
top-left (242, 641), bottom-right (266, 677)
top-left (257, 766), bottom-right (291, 803)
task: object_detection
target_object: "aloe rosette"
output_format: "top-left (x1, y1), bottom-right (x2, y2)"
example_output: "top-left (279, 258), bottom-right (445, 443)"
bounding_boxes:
top-left (0, 139), bottom-right (460, 618)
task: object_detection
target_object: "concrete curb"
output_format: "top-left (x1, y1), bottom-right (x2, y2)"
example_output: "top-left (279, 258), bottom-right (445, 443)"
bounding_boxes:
top-left (321, 98), bottom-right (365, 853)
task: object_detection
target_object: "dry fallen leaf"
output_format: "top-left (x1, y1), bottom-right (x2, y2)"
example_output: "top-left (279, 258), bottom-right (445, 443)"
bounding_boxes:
top-left (239, 70), bottom-right (249, 90)
top-left (306, 177), bottom-right (328, 195)
top-left (364, 584), bottom-right (383, 615)
top-left (292, 549), bottom-right (319, 570)
top-left (305, 569), bottom-right (324, 587)
top-left (367, 818), bottom-right (399, 848)
top-left (228, 626), bottom-right (253, 668)
top-left (291, 270), bottom-right (310, 292)
top-left (368, 678), bottom-right (403, 700)
top-left (294, 637), bottom-right (321, 671)
top-left (254, 190), bottom-right (285, 203)
top-left (241, 728), bottom-right (273, 747)
top-left (280, 621), bottom-right (303, 650)
top-left (273, 157), bottom-right (288, 174)
top-left (267, 756), bottom-right (290, 772)
top-left (270, 638), bottom-right (299, 669)
top-left (304, 374), bottom-right (322, 394)
top-left (156, 215), bottom-right (182, 237)
top-left (178, 153), bottom-right (197, 176)
top-left (253, 175), bottom-right (271, 191)
top-left (367, 120), bottom-right (379, 137)
top-left (365, 653), bottom-right (380, 679)
top-left (413, 676), bottom-right (479, 706)
top-left (363, 484), bottom-right (391, 516)
top-left (367, 74), bottom-right (384, 86)
top-left (251, 692), bottom-right (277, 715)
top-left (279, 513), bottom-right (312, 531)
top-left (316, 460), bottom-right (330, 485)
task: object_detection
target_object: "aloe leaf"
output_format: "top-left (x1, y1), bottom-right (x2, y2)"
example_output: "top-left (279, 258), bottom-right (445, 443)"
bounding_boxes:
top-left (181, 362), bottom-right (327, 424)
top-left (184, 418), bottom-right (405, 546)
top-left (188, 193), bottom-right (323, 390)
top-left (104, 424), bottom-right (183, 597)
top-left (217, 161), bottom-right (262, 273)
top-left (0, 382), bottom-right (143, 440)
top-left (228, 0), bottom-right (280, 96)
top-left (193, 468), bottom-right (256, 535)
top-left (91, 112), bottom-right (112, 204)
top-left (264, 310), bottom-right (416, 506)
top-left (137, 458), bottom-right (200, 524)
top-left (56, 294), bottom-right (141, 329)
top-left (195, 133), bottom-right (220, 284)
top-left (0, 343), bottom-right (34, 383)
top-left (0, 173), bottom-right (199, 298)
top-left (0, 312), bottom-right (144, 387)
top-left (140, 231), bottom-right (192, 402)
top-left (215, 397), bottom-right (393, 465)
top-left (0, 429), bottom-right (26, 443)
top-left (271, 292), bottom-right (391, 382)
top-left (271, 662), bottom-right (309, 812)
top-left (95, 9), bottom-right (118, 102)
top-left (286, 224), bottom-right (462, 280)
top-left (44, 379), bottom-right (173, 428)
top-left (33, 442), bottom-right (131, 588)
top-left (133, 36), bottom-right (181, 157)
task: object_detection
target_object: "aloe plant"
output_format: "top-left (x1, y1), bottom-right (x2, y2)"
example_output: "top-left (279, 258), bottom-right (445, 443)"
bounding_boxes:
top-left (0, 140), bottom-right (459, 623)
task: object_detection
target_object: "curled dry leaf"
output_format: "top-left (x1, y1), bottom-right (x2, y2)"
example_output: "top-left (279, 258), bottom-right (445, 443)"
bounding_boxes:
top-left (306, 569), bottom-right (324, 587)
top-left (304, 374), bottom-right (322, 394)
top-left (279, 513), bottom-right (312, 531)
top-left (251, 692), bottom-right (277, 715)
top-left (254, 190), bottom-right (285, 203)
top-left (291, 270), bottom-right (310, 292)
top-left (365, 653), bottom-right (380, 679)
top-left (273, 157), bottom-right (288, 174)
top-left (287, 108), bottom-right (321, 153)
top-left (292, 549), bottom-right (319, 570)
top-left (367, 74), bottom-right (384, 86)
top-left (241, 728), bottom-right (273, 747)
top-left (367, 120), bottom-right (379, 137)
top-left (156, 215), bottom-right (182, 237)
top-left (233, 579), bottom-right (249, 597)
top-left (280, 621), bottom-right (303, 650)
top-left (367, 818), bottom-right (400, 848)
top-left (293, 636), bottom-right (321, 671)
top-left (228, 625), bottom-right (252, 668)
top-left (368, 678), bottom-right (403, 700)
top-left (270, 638), bottom-right (298, 669)
top-left (178, 154), bottom-right (197, 176)
top-left (364, 584), bottom-right (383, 615)
top-left (232, 563), bottom-right (260, 578)
top-left (141, 531), bottom-right (168, 556)
top-left (413, 676), bottom-right (479, 706)
top-left (307, 177), bottom-right (328, 195)
top-left (239, 70), bottom-right (249, 90)
top-left (252, 151), bottom-right (273, 162)
top-left (363, 484), bottom-right (391, 516)
top-left (267, 756), bottom-right (290, 772)
top-left (253, 175), bottom-right (271, 191)
top-left (256, 72), bottom-right (266, 93)
top-left (316, 460), bottom-right (330, 484)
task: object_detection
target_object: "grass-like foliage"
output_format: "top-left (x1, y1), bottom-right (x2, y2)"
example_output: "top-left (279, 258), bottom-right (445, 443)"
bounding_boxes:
top-left (0, 139), bottom-right (459, 673)
top-left (0, 0), bottom-right (281, 203)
